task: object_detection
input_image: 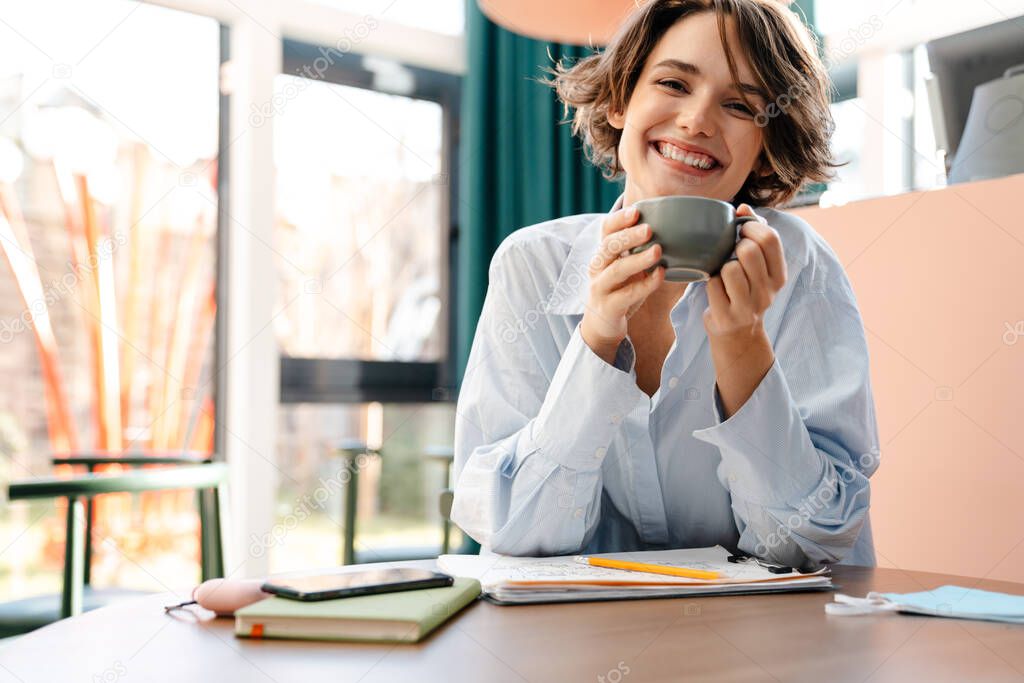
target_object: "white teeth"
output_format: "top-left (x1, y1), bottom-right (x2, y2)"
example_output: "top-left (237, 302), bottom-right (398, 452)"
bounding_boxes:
top-left (656, 142), bottom-right (716, 170)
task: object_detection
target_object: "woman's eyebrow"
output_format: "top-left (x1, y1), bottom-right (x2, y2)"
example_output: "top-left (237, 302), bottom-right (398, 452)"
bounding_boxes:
top-left (652, 58), bottom-right (768, 101)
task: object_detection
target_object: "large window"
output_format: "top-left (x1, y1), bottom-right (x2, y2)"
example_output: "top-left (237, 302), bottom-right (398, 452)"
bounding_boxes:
top-left (0, 1), bottom-right (222, 598)
top-left (308, 0), bottom-right (465, 36)
top-left (806, 0), bottom-right (1005, 206)
top-left (269, 42), bottom-right (460, 572)
top-left (273, 76), bottom-right (446, 363)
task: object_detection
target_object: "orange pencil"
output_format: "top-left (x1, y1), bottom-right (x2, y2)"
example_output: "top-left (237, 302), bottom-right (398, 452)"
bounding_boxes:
top-left (577, 556), bottom-right (721, 580)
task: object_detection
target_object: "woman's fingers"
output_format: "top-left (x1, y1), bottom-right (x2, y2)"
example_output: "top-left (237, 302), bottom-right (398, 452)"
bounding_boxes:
top-left (719, 259), bottom-right (750, 302)
top-left (580, 205), bottom-right (662, 358)
top-left (608, 263), bottom-right (665, 311)
top-left (706, 273), bottom-right (727, 310)
top-left (591, 223), bottom-right (654, 273)
top-left (736, 237), bottom-right (769, 283)
top-left (601, 205), bottom-right (640, 238)
top-left (735, 237), bottom-right (771, 305)
top-left (738, 221), bottom-right (786, 286)
top-left (594, 244), bottom-right (662, 294)
top-left (591, 206), bottom-right (643, 272)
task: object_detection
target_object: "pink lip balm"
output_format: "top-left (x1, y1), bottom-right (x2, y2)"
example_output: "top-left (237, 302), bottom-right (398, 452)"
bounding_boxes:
top-left (192, 578), bottom-right (270, 616)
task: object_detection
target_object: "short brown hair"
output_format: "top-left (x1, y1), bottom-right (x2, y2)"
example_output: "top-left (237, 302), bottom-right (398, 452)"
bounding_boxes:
top-left (547, 0), bottom-right (839, 207)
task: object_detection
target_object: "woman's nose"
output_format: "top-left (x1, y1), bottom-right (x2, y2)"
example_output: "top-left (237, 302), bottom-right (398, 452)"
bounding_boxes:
top-left (675, 96), bottom-right (716, 137)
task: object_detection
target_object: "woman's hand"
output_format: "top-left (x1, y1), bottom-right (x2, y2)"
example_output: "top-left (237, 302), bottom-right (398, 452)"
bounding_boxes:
top-left (580, 205), bottom-right (665, 364)
top-left (703, 203), bottom-right (787, 342)
top-left (703, 203), bottom-right (787, 419)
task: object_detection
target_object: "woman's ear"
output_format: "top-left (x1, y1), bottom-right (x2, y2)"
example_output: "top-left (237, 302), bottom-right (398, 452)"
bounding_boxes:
top-left (607, 108), bottom-right (625, 130)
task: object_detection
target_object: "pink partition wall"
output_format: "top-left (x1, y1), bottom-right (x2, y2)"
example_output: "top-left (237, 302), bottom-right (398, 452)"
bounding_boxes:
top-left (792, 173), bottom-right (1024, 581)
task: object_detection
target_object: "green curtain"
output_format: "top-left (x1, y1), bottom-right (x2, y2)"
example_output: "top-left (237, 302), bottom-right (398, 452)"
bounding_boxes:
top-left (455, 1), bottom-right (624, 382)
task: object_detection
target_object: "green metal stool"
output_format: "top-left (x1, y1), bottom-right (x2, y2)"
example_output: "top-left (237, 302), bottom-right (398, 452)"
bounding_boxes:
top-left (1, 454), bottom-right (227, 637)
top-left (423, 445), bottom-right (455, 554)
top-left (424, 444), bottom-right (479, 555)
top-left (330, 440), bottom-right (379, 565)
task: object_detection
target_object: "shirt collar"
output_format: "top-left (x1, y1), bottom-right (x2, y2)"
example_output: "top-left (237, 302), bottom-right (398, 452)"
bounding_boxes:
top-left (545, 193), bottom-right (625, 316)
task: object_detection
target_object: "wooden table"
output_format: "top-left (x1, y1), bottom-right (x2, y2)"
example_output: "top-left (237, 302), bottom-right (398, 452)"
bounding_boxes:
top-left (3, 563), bottom-right (1024, 682)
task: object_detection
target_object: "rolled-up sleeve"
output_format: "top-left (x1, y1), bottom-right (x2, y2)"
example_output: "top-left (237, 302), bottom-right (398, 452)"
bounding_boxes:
top-left (451, 243), bottom-right (644, 556)
top-left (691, 269), bottom-right (879, 570)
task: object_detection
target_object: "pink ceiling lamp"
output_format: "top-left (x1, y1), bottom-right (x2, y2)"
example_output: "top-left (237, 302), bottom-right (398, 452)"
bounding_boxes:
top-left (477, 0), bottom-right (797, 45)
top-left (477, 0), bottom-right (638, 45)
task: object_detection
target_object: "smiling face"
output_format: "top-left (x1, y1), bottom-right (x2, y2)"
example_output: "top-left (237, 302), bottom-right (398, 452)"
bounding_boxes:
top-left (607, 11), bottom-right (768, 205)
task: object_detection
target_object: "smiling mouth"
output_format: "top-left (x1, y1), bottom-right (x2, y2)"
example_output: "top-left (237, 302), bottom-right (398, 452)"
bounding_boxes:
top-left (651, 141), bottom-right (722, 172)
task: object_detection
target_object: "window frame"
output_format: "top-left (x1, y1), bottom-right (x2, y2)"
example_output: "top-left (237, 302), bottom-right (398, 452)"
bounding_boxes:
top-left (214, 22), bottom-right (231, 456)
top-left (276, 39), bottom-right (461, 405)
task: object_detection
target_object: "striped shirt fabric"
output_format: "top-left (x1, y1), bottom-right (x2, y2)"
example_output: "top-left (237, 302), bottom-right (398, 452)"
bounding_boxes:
top-left (451, 194), bottom-right (880, 569)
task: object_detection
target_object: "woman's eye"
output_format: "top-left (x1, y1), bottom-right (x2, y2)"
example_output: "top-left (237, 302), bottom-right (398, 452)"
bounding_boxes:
top-left (657, 79), bottom-right (688, 93)
top-left (657, 80), bottom-right (755, 116)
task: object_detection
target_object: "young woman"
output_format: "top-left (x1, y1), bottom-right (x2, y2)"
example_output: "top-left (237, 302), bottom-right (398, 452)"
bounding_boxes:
top-left (451, 0), bottom-right (880, 570)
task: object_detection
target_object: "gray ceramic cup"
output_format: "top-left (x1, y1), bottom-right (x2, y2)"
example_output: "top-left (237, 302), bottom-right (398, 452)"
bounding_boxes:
top-left (629, 196), bottom-right (759, 282)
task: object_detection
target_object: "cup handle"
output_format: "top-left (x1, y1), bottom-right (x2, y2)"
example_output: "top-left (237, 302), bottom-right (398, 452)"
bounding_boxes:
top-left (629, 240), bottom-right (656, 256)
top-left (725, 215), bottom-right (760, 262)
top-left (734, 215), bottom-right (759, 233)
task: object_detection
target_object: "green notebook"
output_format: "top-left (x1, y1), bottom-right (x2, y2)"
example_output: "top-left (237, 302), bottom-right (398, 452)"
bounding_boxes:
top-left (234, 578), bottom-right (481, 643)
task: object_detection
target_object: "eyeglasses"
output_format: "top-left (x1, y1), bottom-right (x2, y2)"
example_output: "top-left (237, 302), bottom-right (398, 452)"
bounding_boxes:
top-left (727, 554), bottom-right (794, 574)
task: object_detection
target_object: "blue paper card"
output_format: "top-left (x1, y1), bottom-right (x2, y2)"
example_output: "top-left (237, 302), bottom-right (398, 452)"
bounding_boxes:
top-left (881, 585), bottom-right (1024, 624)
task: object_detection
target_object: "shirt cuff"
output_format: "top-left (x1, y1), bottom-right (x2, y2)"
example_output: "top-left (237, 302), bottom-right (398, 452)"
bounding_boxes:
top-left (691, 357), bottom-right (825, 507)
top-left (532, 324), bottom-right (645, 472)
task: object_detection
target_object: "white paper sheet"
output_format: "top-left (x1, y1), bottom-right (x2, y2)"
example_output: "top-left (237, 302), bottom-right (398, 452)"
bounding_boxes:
top-left (437, 545), bottom-right (831, 600)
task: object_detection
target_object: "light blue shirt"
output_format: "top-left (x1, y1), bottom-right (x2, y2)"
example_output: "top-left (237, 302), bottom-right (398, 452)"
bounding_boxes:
top-left (451, 195), bottom-right (880, 569)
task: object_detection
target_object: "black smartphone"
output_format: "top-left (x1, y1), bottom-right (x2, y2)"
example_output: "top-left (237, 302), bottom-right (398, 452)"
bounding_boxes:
top-left (261, 568), bottom-right (454, 601)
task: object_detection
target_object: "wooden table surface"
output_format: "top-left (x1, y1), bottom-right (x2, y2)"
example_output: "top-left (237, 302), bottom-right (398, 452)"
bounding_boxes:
top-left (2, 562), bottom-right (1024, 683)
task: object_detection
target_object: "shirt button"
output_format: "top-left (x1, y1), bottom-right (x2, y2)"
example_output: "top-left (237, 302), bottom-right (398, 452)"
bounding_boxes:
top-left (574, 508), bottom-right (583, 519)
top-left (610, 413), bottom-right (622, 424)
top-left (728, 472), bottom-right (737, 482)
top-left (668, 377), bottom-right (679, 389)
top-left (595, 447), bottom-right (606, 459)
